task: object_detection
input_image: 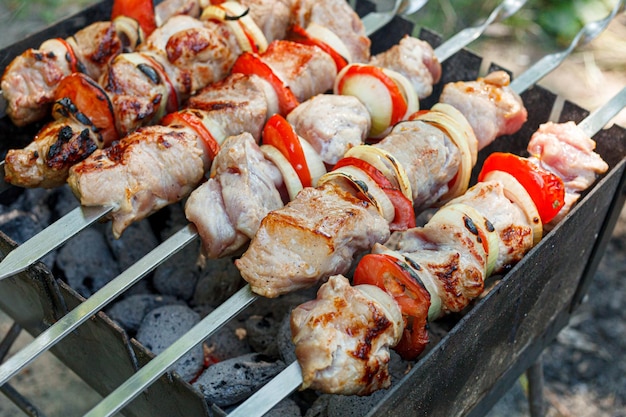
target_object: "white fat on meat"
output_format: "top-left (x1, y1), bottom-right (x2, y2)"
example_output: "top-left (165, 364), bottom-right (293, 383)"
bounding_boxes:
top-left (185, 132), bottom-right (284, 258)
top-left (378, 120), bottom-right (460, 209)
top-left (527, 121), bottom-right (609, 223)
top-left (369, 35), bottom-right (442, 99)
top-left (67, 124), bottom-right (206, 238)
top-left (439, 71), bottom-right (528, 149)
top-left (287, 94), bottom-right (371, 165)
top-left (236, 182), bottom-right (390, 298)
top-left (291, 274), bottom-right (403, 395)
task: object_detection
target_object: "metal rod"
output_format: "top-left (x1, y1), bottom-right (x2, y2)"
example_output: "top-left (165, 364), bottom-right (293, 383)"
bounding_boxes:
top-left (527, 356), bottom-right (545, 417)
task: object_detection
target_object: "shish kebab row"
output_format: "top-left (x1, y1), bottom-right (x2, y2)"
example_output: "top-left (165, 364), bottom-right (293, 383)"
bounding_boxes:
top-left (2, 0), bottom-right (371, 188)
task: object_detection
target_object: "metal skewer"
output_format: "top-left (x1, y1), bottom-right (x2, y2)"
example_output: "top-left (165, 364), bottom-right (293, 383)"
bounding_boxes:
top-left (227, 86), bottom-right (626, 417)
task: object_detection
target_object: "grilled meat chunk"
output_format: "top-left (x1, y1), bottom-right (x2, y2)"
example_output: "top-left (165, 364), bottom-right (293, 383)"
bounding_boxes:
top-left (240, 0), bottom-right (295, 42)
top-left (186, 133), bottom-right (284, 258)
top-left (439, 70), bottom-right (528, 149)
top-left (261, 40), bottom-right (337, 103)
top-left (291, 275), bottom-right (403, 395)
top-left (527, 121), bottom-right (609, 224)
top-left (287, 94), bottom-right (371, 165)
top-left (369, 35), bottom-right (442, 99)
top-left (187, 73), bottom-right (276, 140)
top-left (292, 0), bottom-right (370, 63)
top-left (68, 124), bottom-right (207, 238)
top-left (378, 120), bottom-right (460, 209)
top-left (236, 182), bottom-right (390, 298)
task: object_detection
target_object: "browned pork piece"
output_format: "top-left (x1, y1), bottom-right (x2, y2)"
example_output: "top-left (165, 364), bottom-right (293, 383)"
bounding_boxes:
top-left (185, 132), bottom-right (284, 258)
top-left (68, 122), bottom-right (208, 238)
top-left (291, 274), bottom-right (403, 395)
top-left (369, 35), bottom-right (442, 99)
top-left (70, 40), bottom-right (336, 238)
top-left (1, 20), bottom-right (141, 127)
top-left (439, 70), bottom-right (528, 148)
top-left (236, 182), bottom-right (391, 298)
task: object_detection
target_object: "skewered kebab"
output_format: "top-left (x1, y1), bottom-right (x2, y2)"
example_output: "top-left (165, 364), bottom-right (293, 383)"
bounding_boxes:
top-left (0, 0), bottom-right (528, 282)
top-left (3, 0), bottom-right (369, 189)
top-left (228, 85), bottom-right (626, 417)
top-left (0, 4), bottom-right (530, 409)
top-left (0, 0), bottom-right (419, 385)
top-left (0, 0), bottom-right (156, 127)
top-left (85, 8), bottom-right (626, 417)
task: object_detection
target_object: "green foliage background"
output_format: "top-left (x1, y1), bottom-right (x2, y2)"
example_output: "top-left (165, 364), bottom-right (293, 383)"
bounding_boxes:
top-left (410, 0), bottom-right (620, 47)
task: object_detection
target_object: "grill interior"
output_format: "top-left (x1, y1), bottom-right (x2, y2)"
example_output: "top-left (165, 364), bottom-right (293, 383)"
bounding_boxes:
top-left (1, 1), bottom-right (626, 416)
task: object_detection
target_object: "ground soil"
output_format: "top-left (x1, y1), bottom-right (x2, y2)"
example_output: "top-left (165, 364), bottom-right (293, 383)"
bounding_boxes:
top-left (0, 2), bottom-right (625, 417)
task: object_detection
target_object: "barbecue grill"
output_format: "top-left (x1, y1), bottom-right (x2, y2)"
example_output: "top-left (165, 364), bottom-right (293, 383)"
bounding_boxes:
top-left (1, 1), bottom-right (625, 416)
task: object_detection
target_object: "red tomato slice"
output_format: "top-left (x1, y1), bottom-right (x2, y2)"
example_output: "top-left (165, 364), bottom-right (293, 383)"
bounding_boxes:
top-left (161, 110), bottom-right (220, 161)
top-left (231, 52), bottom-right (299, 116)
top-left (353, 253), bottom-right (431, 360)
top-left (262, 114), bottom-right (311, 187)
top-left (333, 156), bottom-right (415, 231)
top-left (111, 0), bottom-right (157, 36)
top-left (478, 152), bottom-right (565, 224)
top-left (54, 73), bottom-right (118, 147)
top-left (288, 25), bottom-right (348, 72)
top-left (336, 64), bottom-right (407, 128)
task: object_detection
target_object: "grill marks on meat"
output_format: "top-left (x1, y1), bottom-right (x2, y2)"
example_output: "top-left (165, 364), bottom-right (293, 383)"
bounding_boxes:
top-left (260, 40), bottom-right (337, 103)
top-left (70, 41), bottom-right (335, 237)
top-left (68, 124), bottom-right (206, 238)
top-left (236, 182), bottom-right (390, 298)
top-left (185, 133), bottom-right (284, 258)
top-left (439, 71), bottom-right (528, 150)
top-left (369, 35), bottom-right (442, 99)
top-left (1, 21), bottom-right (135, 126)
top-left (187, 73), bottom-right (273, 141)
top-left (291, 275), bottom-right (402, 395)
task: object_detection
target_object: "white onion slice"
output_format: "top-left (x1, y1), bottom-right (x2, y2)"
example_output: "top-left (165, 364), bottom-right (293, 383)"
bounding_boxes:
top-left (260, 144), bottom-right (303, 201)
top-left (119, 52), bottom-right (171, 120)
top-left (356, 284), bottom-right (404, 341)
top-left (482, 170), bottom-right (543, 246)
top-left (439, 203), bottom-right (500, 277)
top-left (334, 64), bottom-right (394, 138)
top-left (430, 103), bottom-right (478, 166)
top-left (318, 165), bottom-right (395, 223)
top-left (305, 23), bottom-right (352, 63)
top-left (413, 110), bottom-right (472, 204)
top-left (298, 136), bottom-right (327, 186)
top-left (344, 145), bottom-right (412, 201)
top-left (381, 68), bottom-right (419, 120)
top-left (112, 16), bottom-right (144, 51)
